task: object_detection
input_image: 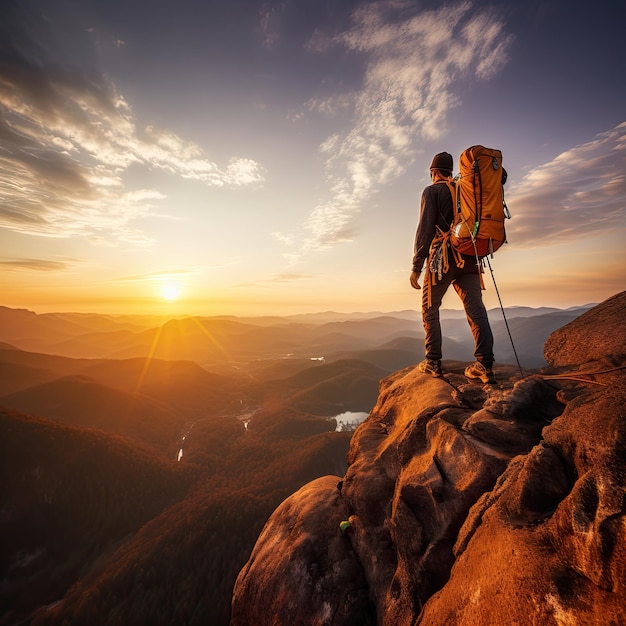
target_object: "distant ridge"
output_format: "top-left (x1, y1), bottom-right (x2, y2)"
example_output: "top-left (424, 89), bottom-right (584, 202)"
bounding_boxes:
top-left (0, 303), bottom-right (595, 369)
top-left (489, 304), bottom-right (595, 319)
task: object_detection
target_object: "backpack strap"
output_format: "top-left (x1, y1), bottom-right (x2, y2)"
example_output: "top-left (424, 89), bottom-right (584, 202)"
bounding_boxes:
top-left (434, 178), bottom-right (458, 230)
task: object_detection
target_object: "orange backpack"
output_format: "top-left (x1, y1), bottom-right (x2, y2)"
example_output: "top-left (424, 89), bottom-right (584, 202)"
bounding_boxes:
top-left (449, 146), bottom-right (510, 257)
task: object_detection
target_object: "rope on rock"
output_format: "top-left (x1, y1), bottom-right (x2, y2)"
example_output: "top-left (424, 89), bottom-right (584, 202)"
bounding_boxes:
top-left (540, 364), bottom-right (626, 386)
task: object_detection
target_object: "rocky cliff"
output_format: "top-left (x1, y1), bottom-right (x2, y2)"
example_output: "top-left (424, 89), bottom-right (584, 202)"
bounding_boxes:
top-left (230, 292), bottom-right (626, 626)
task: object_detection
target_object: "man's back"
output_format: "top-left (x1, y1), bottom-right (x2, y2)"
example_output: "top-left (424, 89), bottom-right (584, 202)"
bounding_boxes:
top-left (413, 180), bottom-right (454, 266)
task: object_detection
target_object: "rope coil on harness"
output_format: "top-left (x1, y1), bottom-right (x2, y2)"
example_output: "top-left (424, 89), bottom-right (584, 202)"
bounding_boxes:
top-left (424, 227), bottom-right (464, 308)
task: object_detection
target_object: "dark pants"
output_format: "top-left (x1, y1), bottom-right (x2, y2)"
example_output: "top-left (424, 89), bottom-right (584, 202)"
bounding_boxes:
top-left (422, 261), bottom-right (494, 367)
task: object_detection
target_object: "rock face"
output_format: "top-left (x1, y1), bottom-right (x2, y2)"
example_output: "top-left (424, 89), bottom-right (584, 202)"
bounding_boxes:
top-left (231, 292), bottom-right (626, 625)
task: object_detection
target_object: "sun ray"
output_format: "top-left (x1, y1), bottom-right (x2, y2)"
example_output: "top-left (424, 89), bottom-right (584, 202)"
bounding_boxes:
top-left (132, 322), bottom-right (166, 398)
top-left (188, 315), bottom-right (231, 361)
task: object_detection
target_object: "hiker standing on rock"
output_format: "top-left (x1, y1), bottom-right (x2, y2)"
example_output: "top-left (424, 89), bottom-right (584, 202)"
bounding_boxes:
top-left (410, 151), bottom-right (496, 384)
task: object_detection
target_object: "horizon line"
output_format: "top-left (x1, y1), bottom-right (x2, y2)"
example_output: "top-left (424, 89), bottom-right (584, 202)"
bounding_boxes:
top-left (0, 302), bottom-right (598, 320)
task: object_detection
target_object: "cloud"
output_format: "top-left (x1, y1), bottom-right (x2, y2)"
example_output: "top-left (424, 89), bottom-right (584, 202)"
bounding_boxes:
top-left (0, 4), bottom-right (264, 245)
top-left (303, 94), bottom-right (353, 119)
top-left (0, 258), bottom-right (73, 271)
top-left (111, 259), bottom-right (245, 286)
top-left (277, 0), bottom-right (513, 260)
top-left (271, 231), bottom-right (296, 245)
top-left (270, 272), bottom-right (316, 282)
top-left (506, 122), bottom-right (626, 246)
top-left (236, 272), bottom-right (317, 289)
top-left (113, 270), bottom-right (193, 283)
top-left (259, 2), bottom-right (287, 49)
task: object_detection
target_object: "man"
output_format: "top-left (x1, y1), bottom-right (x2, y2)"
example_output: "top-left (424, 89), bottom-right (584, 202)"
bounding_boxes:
top-left (410, 151), bottom-right (495, 384)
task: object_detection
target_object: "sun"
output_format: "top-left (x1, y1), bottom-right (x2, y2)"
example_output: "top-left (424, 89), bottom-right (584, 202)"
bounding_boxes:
top-left (160, 283), bottom-right (181, 302)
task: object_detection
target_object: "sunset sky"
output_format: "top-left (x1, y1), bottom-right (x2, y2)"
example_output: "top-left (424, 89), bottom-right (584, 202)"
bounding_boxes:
top-left (1, 0), bottom-right (624, 316)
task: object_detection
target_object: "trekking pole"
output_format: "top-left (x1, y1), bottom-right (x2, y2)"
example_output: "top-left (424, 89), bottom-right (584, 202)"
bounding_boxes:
top-left (486, 257), bottom-right (525, 378)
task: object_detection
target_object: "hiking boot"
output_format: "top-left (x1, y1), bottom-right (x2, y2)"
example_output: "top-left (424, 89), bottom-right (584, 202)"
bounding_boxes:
top-left (464, 361), bottom-right (496, 384)
top-left (417, 359), bottom-right (443, 378)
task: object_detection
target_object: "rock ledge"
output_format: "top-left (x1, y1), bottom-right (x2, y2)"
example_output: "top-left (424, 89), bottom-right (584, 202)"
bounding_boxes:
top-left (231, 292), bottom-right (626, 626)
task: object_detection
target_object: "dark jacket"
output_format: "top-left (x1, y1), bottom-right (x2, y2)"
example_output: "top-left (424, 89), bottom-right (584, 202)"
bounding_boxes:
top-left (412, 181), bottom-right (453, 273)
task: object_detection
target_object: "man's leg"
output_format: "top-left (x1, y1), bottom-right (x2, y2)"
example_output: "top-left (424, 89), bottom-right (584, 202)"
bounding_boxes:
top-left (422, 272), bottom-right (453, 362)
top-left (453, 273), bottom-right (494, 366)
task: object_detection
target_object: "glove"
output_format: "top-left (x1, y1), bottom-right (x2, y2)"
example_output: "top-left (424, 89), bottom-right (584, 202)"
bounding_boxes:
top-left (410, 271), bottom-right (421, 290)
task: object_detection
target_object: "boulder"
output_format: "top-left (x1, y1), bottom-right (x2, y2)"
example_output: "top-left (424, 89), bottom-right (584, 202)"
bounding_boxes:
top-left (419, 385), bottom-right (626, 625)
top-left (544, 290), bottom-right (626, 368)
top-left (230, 475), bottom-right (373, 626)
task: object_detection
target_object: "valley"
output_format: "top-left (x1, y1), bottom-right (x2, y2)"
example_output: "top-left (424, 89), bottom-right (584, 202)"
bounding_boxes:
top-left (0, 303), bottom-right (593, 625)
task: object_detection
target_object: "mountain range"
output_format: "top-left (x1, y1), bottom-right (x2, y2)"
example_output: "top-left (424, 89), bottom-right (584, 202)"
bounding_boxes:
top-left (0, 303), bottom-right (593, 369)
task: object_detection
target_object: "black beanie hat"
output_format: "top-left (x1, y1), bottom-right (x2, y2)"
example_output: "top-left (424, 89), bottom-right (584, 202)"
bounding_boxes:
top-left (429, 152), bottom-right (453, 172)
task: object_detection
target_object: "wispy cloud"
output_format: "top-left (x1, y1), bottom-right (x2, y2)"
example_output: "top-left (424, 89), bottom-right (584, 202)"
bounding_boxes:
top-left (506, 122), bottom-right (626, 246)
top-left (236, 272), bottom-right (317, 288)
top-left (111, 267), bottom-right (210, 283)
top-left (0, 258), bottom-right (74, 271)
top-left (259, 2), bottom-right (288, 49)
top-left (0, 7), bottom-right (264, 246)
top-left (270, 272), bottom-right (316, 282)
top-left (113, 270), bottom-right (191, 283)
top-left (277, 0), bottom-right (513, 260)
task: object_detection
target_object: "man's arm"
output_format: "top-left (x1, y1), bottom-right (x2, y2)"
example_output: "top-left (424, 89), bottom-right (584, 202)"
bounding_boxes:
top-left (412, 186), bottom-right (438, 271)
top-left (410, 186), bottom-right (437, 288)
